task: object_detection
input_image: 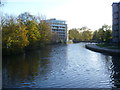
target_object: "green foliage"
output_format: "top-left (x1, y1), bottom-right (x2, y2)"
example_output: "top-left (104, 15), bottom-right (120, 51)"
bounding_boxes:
top-left (96, 43), bottom-right (120, 49)
top-left (92, 30), bottom-right (98, 41)
top-left (68, 25), bottom-right (112, 43)
top-left (82, 30), bottom-right (92, 41)
top-left (68, 28), bottom-right (92, 42)
top-left (92, 24), bottom-right (112, 43)
top-left (105, 29), bottom-right (112, 43)
top-left (69, 29), bottom-right (80, 41)
top-left (96, 44), bottom-right (108, 47)
top-left (97, 29), bottom-right (105, 42)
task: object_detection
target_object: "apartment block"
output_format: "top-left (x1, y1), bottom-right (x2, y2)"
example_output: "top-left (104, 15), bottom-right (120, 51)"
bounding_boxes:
top-left (45, 18), bottom-right (67, 42)
top-left (112, 2), bottom-right (120, 43)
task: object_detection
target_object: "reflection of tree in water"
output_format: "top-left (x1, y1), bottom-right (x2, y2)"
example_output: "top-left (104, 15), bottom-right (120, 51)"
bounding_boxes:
top-left (2, 46), bottom-right (52, 88)
top-left (111, 56), bottom-right (120, 88)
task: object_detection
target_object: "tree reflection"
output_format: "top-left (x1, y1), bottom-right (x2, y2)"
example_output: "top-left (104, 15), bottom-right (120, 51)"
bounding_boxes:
top-left (2, 46), bottom-right (52, 88)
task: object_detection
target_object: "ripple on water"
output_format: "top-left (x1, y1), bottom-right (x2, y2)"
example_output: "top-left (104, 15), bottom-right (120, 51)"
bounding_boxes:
top-left (2, 43), bottom-right (120, 88)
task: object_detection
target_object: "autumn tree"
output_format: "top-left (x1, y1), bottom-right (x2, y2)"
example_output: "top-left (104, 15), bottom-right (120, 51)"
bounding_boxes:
top-left (2, 16), bottom-right (29, 54)
top-left (25, 20), bottom-right (41, 47)
top-left (38, 21), bottom-right (52, 45)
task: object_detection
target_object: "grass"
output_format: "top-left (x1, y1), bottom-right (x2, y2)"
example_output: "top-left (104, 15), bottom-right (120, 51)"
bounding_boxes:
top-left (96, 44), bottom-right (108, 47)
top-left (96, 43), bottom-right (120, 49)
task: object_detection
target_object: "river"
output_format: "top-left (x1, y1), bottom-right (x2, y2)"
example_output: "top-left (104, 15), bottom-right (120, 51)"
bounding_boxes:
top-left (2, 43), bottom-right (120, 88)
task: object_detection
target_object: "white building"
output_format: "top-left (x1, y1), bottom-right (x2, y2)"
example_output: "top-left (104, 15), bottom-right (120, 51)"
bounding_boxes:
top-left (112, 2), bottom-right (120, 43)
top-left (45, 18), bottom-right (67, 42)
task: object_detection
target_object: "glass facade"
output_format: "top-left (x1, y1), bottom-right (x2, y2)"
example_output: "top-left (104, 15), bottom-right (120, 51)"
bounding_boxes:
top-left (112, 2), bottom-right (120, 43)
top-left (45, 18), bottom-right (67, 42)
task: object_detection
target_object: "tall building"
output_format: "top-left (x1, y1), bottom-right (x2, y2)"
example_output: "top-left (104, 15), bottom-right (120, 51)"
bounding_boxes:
top-left (112, 2), bottom-right (120, 43)
top-left (45, 18), bottom-right (67, 42)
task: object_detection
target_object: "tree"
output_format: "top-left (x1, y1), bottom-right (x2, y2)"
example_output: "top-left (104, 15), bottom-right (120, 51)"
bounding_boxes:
top-left (2, 16), bottom-right (29, 54)
top-left (92, 30), bottom-right (98, 42)
top-left (97, 28), bottom-right (105, 42)
top-left (105, 27), bottom-right (112, 43)
top-left (25, 20), bottom-right (41, 47)
top-left (68, 29), bottom-right (80, 41)
top-left (2, 12), bottom-right (58, 55)
top-left (69, 28), bottom-right (93, 42)
top-left (79, 26), bottom-right (89, 31)
top-left (92, 24), bottom-right (112, 43)
top-left (82, 30), bottom-right (93, 41)
top-left (38, 21), bottom-right (52, 45)
top-left (18, 12), bottom-right (36, 25)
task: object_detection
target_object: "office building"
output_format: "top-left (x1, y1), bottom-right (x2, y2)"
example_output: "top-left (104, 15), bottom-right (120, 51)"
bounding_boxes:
top-left (45, 18), bottom-right (67, 42)
top-left (112, 2), bottom-right (120, 43)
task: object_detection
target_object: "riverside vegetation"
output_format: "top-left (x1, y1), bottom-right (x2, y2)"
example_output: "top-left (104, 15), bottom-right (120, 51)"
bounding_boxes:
top-left (68, 25), bottom-right (112, 43)
top-left (2, 12), bottom-right (58, 55)
top-left (2, 12), bottom-right (112, 55)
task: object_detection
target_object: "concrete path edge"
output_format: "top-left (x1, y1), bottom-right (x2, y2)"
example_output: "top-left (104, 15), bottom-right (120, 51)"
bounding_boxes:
top-left (85, 44), bottom-right (120, 56)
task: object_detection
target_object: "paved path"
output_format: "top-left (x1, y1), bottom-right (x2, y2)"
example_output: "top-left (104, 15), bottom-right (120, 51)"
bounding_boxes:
top-left (85, 44), bottom-right (120, 56)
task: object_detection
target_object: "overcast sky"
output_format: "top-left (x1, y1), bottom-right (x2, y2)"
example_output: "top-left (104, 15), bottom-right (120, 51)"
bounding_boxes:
top-left (2, 0), bottom-right (120, 30)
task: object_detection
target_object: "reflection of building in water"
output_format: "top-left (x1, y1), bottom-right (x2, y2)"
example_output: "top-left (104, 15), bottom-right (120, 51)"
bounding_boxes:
top-left (111, 56), bottom-right (120, 88)
top-left (45, 18), bottom-right (67, 42)
top-left (112, 2), bottom-right (120, 43)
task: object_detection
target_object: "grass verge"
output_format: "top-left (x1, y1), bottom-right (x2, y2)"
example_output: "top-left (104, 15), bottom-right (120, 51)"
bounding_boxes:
top-left (96, 43), bottom-right (120, 49)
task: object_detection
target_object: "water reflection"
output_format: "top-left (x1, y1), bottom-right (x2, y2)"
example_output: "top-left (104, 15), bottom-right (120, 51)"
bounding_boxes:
top-left (2, 43), bottom-right (120, 88)
top-left (91, 53), bottom-right (120, 88)
top-left (3, 46), bottom-right (52, 88)
top-left (111, 56), bottom-right (120, 88)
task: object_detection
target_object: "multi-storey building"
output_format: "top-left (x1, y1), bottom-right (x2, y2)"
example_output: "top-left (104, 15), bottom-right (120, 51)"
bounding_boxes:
top-left (112, 2), bottom-right (120, 43)
top-left (45, 18), bottom-right (67, 42)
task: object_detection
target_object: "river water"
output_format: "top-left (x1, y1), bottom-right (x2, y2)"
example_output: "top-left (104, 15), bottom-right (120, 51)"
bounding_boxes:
top-left (2, 43), bottom-right (120, 88)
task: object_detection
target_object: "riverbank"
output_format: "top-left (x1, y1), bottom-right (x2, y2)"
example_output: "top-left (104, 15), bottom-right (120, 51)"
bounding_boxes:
top-left (85, 44), bottom-right (120, 56)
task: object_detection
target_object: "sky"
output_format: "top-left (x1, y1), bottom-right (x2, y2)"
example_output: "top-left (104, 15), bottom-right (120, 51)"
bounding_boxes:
top-left (1, 0), bottom-right (120, 30)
